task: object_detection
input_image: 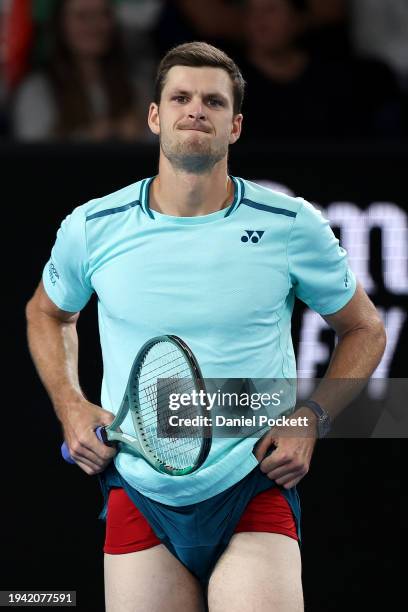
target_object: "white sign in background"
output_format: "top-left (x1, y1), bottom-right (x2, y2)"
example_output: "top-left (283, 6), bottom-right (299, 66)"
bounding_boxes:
top-left (257, 181), bottom-right (408, 397)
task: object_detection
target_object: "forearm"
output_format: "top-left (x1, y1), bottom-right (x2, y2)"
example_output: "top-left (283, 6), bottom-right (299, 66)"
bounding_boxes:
top-left (305, 321), bottom-right (386, 421)
top-left (26, 303), bottom-right (85, 420)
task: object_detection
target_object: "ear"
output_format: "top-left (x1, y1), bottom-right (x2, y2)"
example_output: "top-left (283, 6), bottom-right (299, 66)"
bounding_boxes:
top-left (148, 102), bottom-right (160, 135)
top-left (229, 113), bottom-right (243, 145)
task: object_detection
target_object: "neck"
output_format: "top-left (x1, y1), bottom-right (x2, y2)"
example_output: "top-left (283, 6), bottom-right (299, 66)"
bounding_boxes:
top-left (150, 156), bottom-right (233, 217)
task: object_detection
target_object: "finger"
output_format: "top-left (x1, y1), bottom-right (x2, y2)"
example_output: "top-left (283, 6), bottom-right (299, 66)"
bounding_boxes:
top-left (100, 410), bottom-right (116, 427)
top-left (75, 459), bottom-right (100, 475)
top-left (273, 470), bottom-right (303, 485)
top-left (280, 475), bottom-right (303, 489)
top-left (75, 457), bottom-right (109, 476)
top-left (263, 462), bottom-right (298, 480)
top-left (259, 450), bottom-right (292, 473)
top-left (71, 442), bottom-right (115, 471)
top-left (69, 447), bottom-right (105, 469)
top-left (88, 437), bottom-right (117, 461)
top-left (253, 437), bottom-right (271, 461)
top-left (69, 436), bottom-right (113, 467)
top-left (79, 444), bottom-right (115, 467)
top-left (254, 435), bottom-right (278, 461)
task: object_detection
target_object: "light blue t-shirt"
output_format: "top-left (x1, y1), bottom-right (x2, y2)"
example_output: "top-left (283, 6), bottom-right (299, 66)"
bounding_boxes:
top-left (43, 176), bottom-right (356, 505)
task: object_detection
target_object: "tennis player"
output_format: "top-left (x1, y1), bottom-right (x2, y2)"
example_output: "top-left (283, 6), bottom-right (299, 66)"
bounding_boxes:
top-left (26, 42), bottom-right (386, 611)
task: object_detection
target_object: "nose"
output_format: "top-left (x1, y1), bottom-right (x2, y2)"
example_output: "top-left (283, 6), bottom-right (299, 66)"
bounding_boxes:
top-left (187, 99), bottom-right (206, 121)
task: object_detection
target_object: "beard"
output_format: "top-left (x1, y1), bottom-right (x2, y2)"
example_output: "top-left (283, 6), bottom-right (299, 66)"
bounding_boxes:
top-left (160, 130), bottom-right (228, 175)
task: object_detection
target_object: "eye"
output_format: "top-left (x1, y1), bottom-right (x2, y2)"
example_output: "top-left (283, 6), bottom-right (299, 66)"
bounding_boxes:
top-left (207, 98), bottom-right (224, 107)
top-left (172, 95), bottom-right (188, 103)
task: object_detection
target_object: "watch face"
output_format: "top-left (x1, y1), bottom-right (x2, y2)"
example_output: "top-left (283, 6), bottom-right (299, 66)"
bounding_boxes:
top-left (318, 415), bottom-right (331, 438)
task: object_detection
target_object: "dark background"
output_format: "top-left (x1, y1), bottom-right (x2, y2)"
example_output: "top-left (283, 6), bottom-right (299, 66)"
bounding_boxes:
top-left (4, 141), bottom-right (407, 611)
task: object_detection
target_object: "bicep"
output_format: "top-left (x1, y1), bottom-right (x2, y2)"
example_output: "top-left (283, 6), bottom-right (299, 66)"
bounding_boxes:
top-left (27, 280), bottom-right (80, 324)
top-left (323, 282), bottom-right (382, 337)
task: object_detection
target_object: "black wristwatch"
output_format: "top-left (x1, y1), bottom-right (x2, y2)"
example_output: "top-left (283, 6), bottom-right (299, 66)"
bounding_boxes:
top-left (301, 399), bottom-right (331, 438)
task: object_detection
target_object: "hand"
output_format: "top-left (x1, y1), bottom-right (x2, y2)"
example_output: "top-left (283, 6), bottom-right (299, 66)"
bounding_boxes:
top-left (253, 408), bottom-right (318, 489)
top-left (60, 399), bottom-right (117, 476)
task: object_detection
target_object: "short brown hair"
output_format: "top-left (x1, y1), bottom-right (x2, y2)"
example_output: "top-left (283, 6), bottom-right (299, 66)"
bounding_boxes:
top-left (154, 42), bottom-right (245, 115)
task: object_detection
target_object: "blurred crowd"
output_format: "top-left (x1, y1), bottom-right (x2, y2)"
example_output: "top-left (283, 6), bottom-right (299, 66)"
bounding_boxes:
top-left (1, 0), bottom-right (408, 144)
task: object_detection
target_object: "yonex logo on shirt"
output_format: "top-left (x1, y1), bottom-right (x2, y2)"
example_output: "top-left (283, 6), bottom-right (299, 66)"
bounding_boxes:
top-left (241, 230), bottom-right (265, 244)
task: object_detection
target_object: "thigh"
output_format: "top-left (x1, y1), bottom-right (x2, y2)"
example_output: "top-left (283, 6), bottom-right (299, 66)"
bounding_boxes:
top-left (104, 545), bottom-right (206, 612)
top-left (207, 532), bottom-right (303, 612)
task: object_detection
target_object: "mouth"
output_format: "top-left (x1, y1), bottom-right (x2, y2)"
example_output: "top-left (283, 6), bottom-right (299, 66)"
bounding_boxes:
top-left (178, 127), bottom-right (211, 134)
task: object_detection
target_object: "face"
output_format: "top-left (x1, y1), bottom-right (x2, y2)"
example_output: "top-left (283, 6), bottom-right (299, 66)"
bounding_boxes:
top-left (246, 0), bottom-right (301, 53)
top-left (148, 66), bottom-right (242, 174)
top-left (62, 0), bottom-right (114, 58)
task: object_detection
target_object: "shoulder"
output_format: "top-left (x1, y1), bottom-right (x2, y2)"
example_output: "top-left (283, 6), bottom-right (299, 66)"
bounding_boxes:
top-left (238, 178), bottom-right (305, 219)
top-left (79, 178), bottom-right (148, 222)
top-left (55, 179), bottom-right (148, 237)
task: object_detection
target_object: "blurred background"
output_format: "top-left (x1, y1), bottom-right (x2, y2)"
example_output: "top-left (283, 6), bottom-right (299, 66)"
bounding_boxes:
top-left (1, 0), bottom-right (408, 142)
top-left (2, 1), bottom-right (407, 611)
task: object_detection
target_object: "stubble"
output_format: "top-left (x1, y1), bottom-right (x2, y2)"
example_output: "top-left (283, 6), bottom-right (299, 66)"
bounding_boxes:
top-left (160, 130), bottom-right (228, 175)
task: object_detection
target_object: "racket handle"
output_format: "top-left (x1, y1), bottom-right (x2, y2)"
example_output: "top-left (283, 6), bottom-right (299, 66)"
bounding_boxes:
top-left (61, 426), bottom-right (106, 464)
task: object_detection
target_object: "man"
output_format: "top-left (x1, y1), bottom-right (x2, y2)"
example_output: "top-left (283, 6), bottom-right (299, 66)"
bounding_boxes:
top-left (26, 42), bottom-right (386, 612)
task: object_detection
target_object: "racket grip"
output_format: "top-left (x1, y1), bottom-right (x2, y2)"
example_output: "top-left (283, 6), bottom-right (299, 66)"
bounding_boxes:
top-left (61, 426), bottom-right (106, 464)
top-left (61, 441), bottom-right (76, 464)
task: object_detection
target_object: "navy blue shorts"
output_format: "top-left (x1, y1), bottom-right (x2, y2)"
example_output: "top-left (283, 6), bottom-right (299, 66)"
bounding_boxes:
top-left (99, 463), bottom-right (301, 584)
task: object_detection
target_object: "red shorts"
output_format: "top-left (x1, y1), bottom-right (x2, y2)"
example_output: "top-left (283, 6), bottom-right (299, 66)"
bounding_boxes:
top-left (104, 486), bottom-right (298, 555)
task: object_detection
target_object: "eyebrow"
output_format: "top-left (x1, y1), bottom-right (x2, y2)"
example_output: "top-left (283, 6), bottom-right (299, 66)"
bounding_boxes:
top-left (169, 89), bottom-right (230, 103)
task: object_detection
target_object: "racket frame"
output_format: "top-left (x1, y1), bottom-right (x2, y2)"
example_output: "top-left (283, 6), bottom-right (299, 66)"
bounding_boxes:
top-left (102, 335), bottom-right (212, 476)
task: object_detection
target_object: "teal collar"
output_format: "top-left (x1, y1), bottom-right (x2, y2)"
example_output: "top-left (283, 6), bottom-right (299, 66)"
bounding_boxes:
top-left (140, 176), bottom-right (244, 222)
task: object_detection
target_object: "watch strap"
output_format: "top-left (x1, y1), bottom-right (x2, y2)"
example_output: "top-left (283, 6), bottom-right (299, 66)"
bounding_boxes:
top-left (301, 399), bottom-right (331, 438)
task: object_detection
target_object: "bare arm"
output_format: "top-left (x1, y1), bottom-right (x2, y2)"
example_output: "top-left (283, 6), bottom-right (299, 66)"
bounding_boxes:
top-left (26, 280), bottom-right (116, 474)
top-left (306, 282), bottom-right (387, 421)
top-left (255, 283), bottom-right (386, 487)
top-left (322, 282), bottom-right (387, 374)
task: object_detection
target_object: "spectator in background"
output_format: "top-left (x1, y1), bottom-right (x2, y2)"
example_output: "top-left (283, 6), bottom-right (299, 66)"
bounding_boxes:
top-left (304, 0), bottom-right (407, 139)
top-left (13, 0), bottom-right (147, 141)
top-left (350, 0), bottom-right (408, 91)
top-left (301, 0), bottom-right (352, 60)
top-left (115, 0), bottom-right (163, 112)
top-left (238, 0), bottom-right (354, 142)
top-left (238, 0), bottom-right (405, 143)
top-left (152, 0), bottom-right (244, 59)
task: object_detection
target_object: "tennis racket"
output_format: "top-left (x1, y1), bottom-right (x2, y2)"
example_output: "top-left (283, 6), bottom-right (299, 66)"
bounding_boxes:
top-left (61, 335), bottom-right (212, 475)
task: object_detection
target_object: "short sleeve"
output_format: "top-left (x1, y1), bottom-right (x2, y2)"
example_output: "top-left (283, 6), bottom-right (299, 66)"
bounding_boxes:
top-left (42, 206), bottom-right (94, 312)
top-left (288, 199), bottom-right (357, 315)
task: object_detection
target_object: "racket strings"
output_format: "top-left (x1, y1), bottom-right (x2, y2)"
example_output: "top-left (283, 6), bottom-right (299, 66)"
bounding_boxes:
top-left (130, 341), bottom-right (206, 470)
top-left (137, 375), bottom-right (201, 426)
top-left (138, 349), bottom-right (184, 381)
top-left (138, 375), bottom-right (193, 412)
top-left (138, 365), bottom-right (192, 398)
